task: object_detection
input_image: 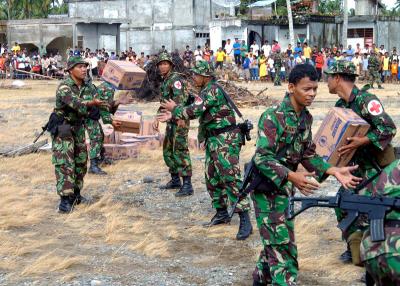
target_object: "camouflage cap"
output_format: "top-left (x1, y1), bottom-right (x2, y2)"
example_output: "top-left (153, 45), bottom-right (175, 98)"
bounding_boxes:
top-left (66, 56), bottom-right (88, 71)
top-left (190, 60), bottom-right (214, 77)
top-left (324, 60), bottom-right (359, 76)
top-left (156, 52), bottom-right (173, 65)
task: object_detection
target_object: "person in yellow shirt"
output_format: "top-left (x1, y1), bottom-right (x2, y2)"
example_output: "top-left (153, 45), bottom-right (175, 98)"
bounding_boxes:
top-left (390, 59), bottom-right (398, 83)
top-left (258, 54), bottom-right (267, 81)
top-left (382, 52), bottom-right (390, 83)
top-left (215, 47), bottom-right (226, 70)
top-left (11, 42), bottom-right (21, 54)
top-left (303, 42), bottom-right (312, 64)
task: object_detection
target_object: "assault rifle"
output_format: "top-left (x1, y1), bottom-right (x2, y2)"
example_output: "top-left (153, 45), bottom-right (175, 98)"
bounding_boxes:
top-left (287, 191), bottom-right (400, 242)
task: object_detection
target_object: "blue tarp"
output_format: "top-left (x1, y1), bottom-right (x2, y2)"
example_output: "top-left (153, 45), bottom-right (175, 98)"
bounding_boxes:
top-left (247, 0), bottom-right (277, 8)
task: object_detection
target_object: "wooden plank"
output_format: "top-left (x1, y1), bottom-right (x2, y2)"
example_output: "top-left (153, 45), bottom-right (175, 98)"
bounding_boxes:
top-left (3, 139), bottom-right (48, 157)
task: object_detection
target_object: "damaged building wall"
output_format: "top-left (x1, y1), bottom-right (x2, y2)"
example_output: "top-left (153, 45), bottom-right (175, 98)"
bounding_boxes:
top-left (67, 0), bottom-right (228, 54)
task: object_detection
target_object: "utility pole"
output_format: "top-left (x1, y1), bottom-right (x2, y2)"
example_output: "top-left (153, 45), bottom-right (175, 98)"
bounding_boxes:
top-left (342, 0), bottom-right (348, 48)
top-left (286, 0), bottom-right (295, 47)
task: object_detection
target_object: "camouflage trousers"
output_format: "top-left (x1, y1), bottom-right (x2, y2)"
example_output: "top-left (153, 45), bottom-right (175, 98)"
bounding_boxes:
top-left (205, 129), bottom-right (250, 212)
top-left (163, 123), bottom-right (192, 177)
top-left (251, 188), bottom-right (298, 286)
top-left (368, 68), bottom-right (382, 87)
top-left (52, 125), bottom-right (88, 196)
top-left (362, 232), bottom-right (400, 286)
top-left (274, 68), bottom-right (282, 86)
top-left (85, 119), bottom-right (104, 160)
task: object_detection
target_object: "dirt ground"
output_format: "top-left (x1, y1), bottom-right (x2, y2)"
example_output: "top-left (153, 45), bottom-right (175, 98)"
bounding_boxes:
top-left (0, 79), bottom-right (398, 286)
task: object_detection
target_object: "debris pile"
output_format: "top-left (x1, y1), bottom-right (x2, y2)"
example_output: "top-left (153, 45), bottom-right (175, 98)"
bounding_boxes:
top-left (135, 54), bottom-right (271, 108)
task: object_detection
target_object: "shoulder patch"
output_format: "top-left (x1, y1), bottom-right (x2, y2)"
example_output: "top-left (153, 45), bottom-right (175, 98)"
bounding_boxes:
top-left (174, 81), bottom-right (182, 90)
top-left (367, 99), bottom-right (383, 116)
top-left (58, 85), bottom-right (71, 93)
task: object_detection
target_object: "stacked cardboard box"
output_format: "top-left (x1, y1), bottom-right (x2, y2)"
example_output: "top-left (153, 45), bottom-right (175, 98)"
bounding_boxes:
top-left (101, 110), bottom-right (201, 161)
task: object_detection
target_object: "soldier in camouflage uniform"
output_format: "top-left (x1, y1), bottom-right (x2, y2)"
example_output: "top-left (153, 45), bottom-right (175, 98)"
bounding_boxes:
top-left (83, 77), bottom-right (108, 175)
top-left (325, 60), bottom-right (396, 265)
top-left (273, 50), bottom-right (283, 86)
top-left (155, 52), bottom-right (194, 197)
top-left (158, 60), bottom-right (253, 240)
top-left (52, 56), bottom-right (105, 213)
top-left (96, 80), bottom-right (128, 163)
top-left (359, 159), bottom-right (400, 286)
top-left (367, 50), bottom-right (383, 89)
top-left (252, 64), bottom-right (361, 285)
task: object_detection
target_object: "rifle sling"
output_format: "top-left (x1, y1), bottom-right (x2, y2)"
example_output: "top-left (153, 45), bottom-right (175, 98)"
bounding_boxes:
top-left (213, 83), bottom-right (243, 118)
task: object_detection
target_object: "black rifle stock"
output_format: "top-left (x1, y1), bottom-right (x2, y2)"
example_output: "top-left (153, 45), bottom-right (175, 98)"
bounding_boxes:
top-left (229, 159), bottom-right (261, 219)
top-left (287, 191), bottom-right (400, 242)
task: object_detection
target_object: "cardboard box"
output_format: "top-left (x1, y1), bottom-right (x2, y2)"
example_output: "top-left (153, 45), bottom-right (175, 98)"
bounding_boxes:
top-left (313, 107), bottom-right (370, 167)
top-left (113, 119), bottom-right (141, 134)
top-left (103, 143), bottom-right (138, 160)
top-left (140, 120), bottom-right (157, 136)
top-left (101, 60), bottom-right (146, 90)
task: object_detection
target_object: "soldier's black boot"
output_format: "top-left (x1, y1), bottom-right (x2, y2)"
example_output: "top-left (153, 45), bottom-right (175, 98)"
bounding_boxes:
top-left (175, 176), bottom-right (194, 197)
top-left (160, 173), bottom-right (181, 189)
top-left (72, 187), bottom-right (90, 205)
top-left (236, 211), bottom-right (253, 240)
top-left (378, 85), bottom-right (384, 89)
top-left (59, 196), bottom-right (73, 213)
top-left (339, 245), bottom-right (352, 263)
top-left (252, 281), bottom-right (265, 286)
top-left (89, 158), bottom-right (107, 175)
top-left (203, 208), bottom-right (231, 227)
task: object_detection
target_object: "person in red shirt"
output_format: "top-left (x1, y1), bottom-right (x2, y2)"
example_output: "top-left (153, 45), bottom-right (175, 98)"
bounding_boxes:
top-left (315, 51), bottom-right (324, 81)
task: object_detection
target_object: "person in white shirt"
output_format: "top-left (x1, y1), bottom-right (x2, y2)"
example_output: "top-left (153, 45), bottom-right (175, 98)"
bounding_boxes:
top-left (224, 39), bottom-right (233, 62)
top-left (261, 40), bottom-right (271, 58)
top-left (250, 40), bottom-right (260, 57)
top-left (351, 52), bottom-right (362, 77)
top-left (194, 45), bottom-right (203, 62)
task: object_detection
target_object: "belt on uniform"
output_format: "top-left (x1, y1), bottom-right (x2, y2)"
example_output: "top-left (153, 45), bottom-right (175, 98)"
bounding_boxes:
top-left (206, 124), bottom-right (239, 138)
top-left (385, 220), bottom-right (400, 228)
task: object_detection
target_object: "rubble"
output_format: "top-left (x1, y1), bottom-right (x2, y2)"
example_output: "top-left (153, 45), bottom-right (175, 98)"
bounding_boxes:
top-left (135, 53), bottom-right (272, 108)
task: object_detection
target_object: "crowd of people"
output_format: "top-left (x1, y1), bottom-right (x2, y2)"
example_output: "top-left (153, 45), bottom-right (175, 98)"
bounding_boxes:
top-left (184, 39), bottom-right (400, 85)
top-left (1, 39), bottom-right (400, 87)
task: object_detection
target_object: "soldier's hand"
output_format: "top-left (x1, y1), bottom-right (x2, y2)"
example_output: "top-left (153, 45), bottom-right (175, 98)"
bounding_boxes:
top-left (160, 99), bottom-right (177, 112)
top-left (328, 165), bottom-right (362, 189)
top-left (338, 136), bottom-right (370, 156)
top-left (288, 171), bottom-right (320, 196)
top-left (111, 120), bottom-right (122, 129)
top-left (152, 118), bottom-right (160, 132)
top-left (156, 111), bottom-right (172, 123)
top-left (87, 99), bottom-right (107, 108)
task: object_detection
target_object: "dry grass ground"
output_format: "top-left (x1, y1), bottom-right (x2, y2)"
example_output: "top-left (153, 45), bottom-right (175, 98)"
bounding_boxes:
top-left (1, 79), bottom-right (398, 285)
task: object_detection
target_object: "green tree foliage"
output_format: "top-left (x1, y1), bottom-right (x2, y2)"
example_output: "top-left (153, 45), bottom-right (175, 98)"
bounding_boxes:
top-left (318, 0), bottom-right (342, 15)
top-left (0, 0), bottom-right (68, 20)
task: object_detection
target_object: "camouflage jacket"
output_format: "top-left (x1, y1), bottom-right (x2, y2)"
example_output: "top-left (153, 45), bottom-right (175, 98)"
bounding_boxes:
top-left (160, 71), bottom-right (187, 107)
top-left (254, 93), bottom-right (331, 194)
top-left (335, 85), bottom-right (396, 173)
top-left (273, 53), bottom-right (283, 69)
top-left (97, 81), bottom-right (116, 124)
top-left (360, 159), bottom-right (400, 261)
top-left (172, 79), bottom-right (236, 143)
top-left (54, 75), bottom-right (96, 125)
top-left (368, 55), bottom-right (380, 70)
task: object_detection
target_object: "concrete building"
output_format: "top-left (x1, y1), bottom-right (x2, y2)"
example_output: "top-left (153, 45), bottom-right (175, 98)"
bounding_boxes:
top-left (66, 0), bottom-right (229, 54)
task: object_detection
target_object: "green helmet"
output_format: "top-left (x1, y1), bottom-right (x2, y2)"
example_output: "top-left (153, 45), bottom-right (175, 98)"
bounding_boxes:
top-left (66, 56), bottom-right (88, 71)
top-left (324, 60), bottom-right (359, 76)
top-left (191, 60), bottom-right (214, 77)
top-left (156, 52), bottom-right (173, 65)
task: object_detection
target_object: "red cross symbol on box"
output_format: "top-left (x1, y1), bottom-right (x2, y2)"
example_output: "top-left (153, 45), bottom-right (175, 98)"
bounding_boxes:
top-left (367, 100), bottom-right (383, 116)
